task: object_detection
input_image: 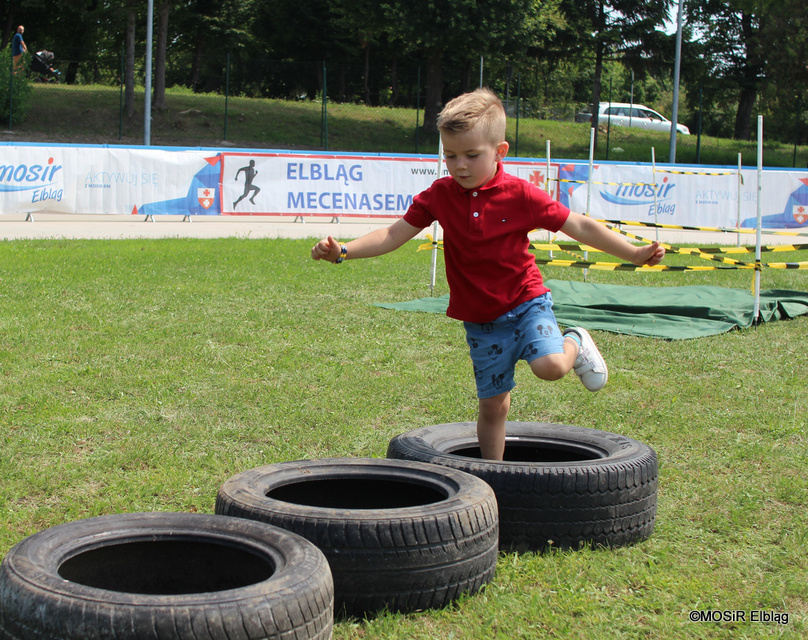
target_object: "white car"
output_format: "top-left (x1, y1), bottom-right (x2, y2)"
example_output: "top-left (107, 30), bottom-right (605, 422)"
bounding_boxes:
top-left (591, 102), bottom-right (690, 135)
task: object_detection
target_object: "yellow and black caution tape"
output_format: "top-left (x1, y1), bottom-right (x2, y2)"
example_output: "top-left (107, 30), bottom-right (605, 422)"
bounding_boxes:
top-left (534, 259), bottom-right (808, 272)
top-left (660, 243), bottom-right (808, 254)
top-left (533, 220), bottom-right (808, 271)
top-left (421, 221), bottom-right (808, 272)
top-left (764, 261), bottom-right (808, 270)
top-left (532, 243), bottom-right (602, 253)
top-left (417, 234), bottom-right (444, 252)
top-left (560, 248), bottom-right (587, 261)
top-left (604, 223), bottom-right (808, 269)
top-left (534, 259), bottom-right (733, 271)
top-left (557, 179), bottom-right (656, 187)
top-left (602, 224), bottom-right (754, 268)
top-left (597, 218), bottom-right (808, 237)
top-left (653, 168), bottom-right (736, 177)
top-left (532, 241), bottom-right (808, 255)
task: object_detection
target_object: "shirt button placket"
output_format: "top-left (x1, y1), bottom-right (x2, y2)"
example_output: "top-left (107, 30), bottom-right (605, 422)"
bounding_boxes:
top-left (470, 191), bottom-right (482, 235)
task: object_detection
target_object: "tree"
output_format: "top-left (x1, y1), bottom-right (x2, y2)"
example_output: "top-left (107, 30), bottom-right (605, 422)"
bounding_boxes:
top-left (124, 0), bottom-right (137, 117)
top-left (685, 0), bottom-right (777, 140)
top-left (751, 0), bottom-right (808, 142)
top-left (168, 0), bottom-right (263, 94)
top-left (329, 0), bottom-right (393, 105)
top-left (26, 0), bottom-right (108, 83)
top-left (557, 0), bottom-right (673, 149)
top-left (0, 44), bottom-right (34, 126)
top-left (152, 0), bottom-right (172, 111)
top-left (378, 0), bottom-right (563, 135)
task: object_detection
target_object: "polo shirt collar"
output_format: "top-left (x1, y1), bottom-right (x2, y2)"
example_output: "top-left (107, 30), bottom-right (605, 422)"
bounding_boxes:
top-left (450, 162), bottom-right (506, 194)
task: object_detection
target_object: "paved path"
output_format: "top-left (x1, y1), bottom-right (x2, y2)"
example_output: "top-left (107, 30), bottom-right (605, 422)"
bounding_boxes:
top-left (0, 212), bottom-right (795, 247)
top-left (0, 214), bottom-right (404, 241)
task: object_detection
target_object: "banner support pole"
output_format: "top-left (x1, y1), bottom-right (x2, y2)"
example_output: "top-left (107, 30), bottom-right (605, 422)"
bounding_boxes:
top-left (546, 140), bottom-right (553, 258)
top-left (429, 138), bottom-right (444, 296)
top-left (651, 147), bottom-right (659, 242)
top-left (737, 152), bottom-right (743, 246)
top-left (754, 115), bottom-right (763, 324)
top-left (583, 127), bottom-right (596, 280)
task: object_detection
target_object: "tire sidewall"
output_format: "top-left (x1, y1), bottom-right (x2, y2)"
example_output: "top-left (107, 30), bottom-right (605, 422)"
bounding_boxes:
top-left (215, 457), bottom-right (500, 615)
top-left (386, 422), bottom-right (658, 551)
top-left (0, 512), bottom-right (333, 639)
top-left (387, 421), bottom-right (653, 472)
top-left (217, 457), bottom-right (496, 528)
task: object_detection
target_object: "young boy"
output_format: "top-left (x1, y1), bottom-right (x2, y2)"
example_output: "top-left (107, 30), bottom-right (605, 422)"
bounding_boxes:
top-left (312, 88), bottom-right (665, 460)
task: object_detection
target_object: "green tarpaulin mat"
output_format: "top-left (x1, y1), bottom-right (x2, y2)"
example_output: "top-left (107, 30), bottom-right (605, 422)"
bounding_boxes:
top-left (374, 280), bottom-right (808, 340)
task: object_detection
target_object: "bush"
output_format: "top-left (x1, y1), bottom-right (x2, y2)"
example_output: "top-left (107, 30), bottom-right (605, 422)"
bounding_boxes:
top-left (0, 46), bottom-right (34, 126)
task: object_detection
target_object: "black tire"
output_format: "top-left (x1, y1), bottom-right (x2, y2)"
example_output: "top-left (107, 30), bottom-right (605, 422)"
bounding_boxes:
top-left (0, 512), bottom-right (333, 640)
top-left (386, 421), bottom-right (658, 553)
top-left (215, 458), bottom-right (499, 617)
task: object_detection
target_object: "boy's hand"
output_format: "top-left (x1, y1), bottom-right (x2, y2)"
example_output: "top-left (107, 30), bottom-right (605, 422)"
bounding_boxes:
top-left (633, 241), bottom-right (666, 267)
top-left (311, 235), bottom-right (342, 262)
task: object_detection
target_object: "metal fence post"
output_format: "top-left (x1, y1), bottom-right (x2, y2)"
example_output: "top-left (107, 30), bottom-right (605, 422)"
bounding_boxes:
top-left (321, 61), bottom-right (328, 151)
top-left (793, 94), bottom-right (801, 168)
top-left (415, 66), bottom-right (421, 154)
top-left (119, 46), bottom-right (124, 140)
top-left (696, 85), bottom-right (703, 164)
top-left (144, 0), bottom-right (153, 146)
top-left (514, 73), bottom-right (520, 157)
top-left (606, 77), bottom-right (612, 161)
top-left (8, 51), bottom-right (13, 131)
top-left (224, 52), bottom-right (230, 141)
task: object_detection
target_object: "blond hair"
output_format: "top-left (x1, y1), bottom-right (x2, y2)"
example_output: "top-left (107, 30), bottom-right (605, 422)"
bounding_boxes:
top-left (437, 88), bottom-right (506, 145)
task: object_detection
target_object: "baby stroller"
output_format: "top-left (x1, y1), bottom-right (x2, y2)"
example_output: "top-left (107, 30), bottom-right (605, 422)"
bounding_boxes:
top-left (30, 50), bottom-right (61, 83)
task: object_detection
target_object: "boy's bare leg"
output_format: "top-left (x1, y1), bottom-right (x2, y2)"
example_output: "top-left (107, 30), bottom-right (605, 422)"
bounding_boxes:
top-left (528, 337), bottom-right (579, 381)
top-left (477, 391), bottom-right (510, 460)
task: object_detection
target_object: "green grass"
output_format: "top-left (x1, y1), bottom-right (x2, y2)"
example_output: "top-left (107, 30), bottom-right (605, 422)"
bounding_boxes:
top-left (0, 237), bottom-right (806, 638)
top-left (7, 83), bottom-right (807, 167)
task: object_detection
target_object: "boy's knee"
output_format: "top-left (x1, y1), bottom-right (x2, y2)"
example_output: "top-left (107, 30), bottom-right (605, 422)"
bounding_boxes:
top-left (529, 354), bottom-right (570, 381)
top-left (478, 393), bottom-right (510, 420)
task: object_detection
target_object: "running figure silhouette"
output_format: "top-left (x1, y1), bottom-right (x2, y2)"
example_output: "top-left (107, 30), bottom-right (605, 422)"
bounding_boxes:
top-left (233, 160), bottom-right (261, 208)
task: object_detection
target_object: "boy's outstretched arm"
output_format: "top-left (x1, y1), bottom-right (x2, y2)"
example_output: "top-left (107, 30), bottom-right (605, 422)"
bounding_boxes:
top-left (311, 218), bottom-right (422, 263)
top-left (560, 213), bottom-right (666, 267)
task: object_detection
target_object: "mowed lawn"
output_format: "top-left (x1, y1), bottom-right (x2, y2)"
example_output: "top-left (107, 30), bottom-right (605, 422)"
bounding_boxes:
top-left (0, 236), bottom-right (806, 639)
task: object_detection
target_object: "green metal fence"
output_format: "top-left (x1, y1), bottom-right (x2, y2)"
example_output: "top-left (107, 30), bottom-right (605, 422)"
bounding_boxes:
top-left (3, 51), bottom-right (807, 168)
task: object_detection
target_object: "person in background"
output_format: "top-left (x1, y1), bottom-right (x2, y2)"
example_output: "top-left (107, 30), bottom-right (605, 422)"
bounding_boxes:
top-left (12, 25), bottom-right (27, 72)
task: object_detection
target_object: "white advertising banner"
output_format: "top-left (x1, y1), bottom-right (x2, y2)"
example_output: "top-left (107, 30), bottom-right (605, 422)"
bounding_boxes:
top-left (1, 144), bottom-right (806, 232)
top-left (557, 161), bottom-right (808, 230)
top-left (220, 152), bottom-right (440, 217)
top-left (507, 160), bottom-right (561, 201)
top-left (220, 153), bottom-right (562, 218)
top-left (0, 146), bottom-right (219, 216)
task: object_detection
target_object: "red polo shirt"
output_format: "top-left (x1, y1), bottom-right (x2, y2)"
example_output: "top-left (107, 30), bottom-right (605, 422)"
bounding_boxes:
top-left (404, 163), bottom-right (570, 323)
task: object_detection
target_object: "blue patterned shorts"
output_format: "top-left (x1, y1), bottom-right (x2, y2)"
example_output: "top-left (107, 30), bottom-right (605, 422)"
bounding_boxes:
top-left (463, 293), bottom-right (565, 399)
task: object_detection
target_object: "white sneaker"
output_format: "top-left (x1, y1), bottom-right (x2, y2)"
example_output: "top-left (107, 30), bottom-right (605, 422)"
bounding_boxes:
top-left (563, 327), bottom-right (608, 392)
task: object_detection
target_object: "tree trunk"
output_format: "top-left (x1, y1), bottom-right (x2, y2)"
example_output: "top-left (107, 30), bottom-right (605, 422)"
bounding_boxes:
top-left (337, 63), bottom-right (346, 102)
top-left (422, 50), bottom-right (444, 136)
top-left (363, 42), bottom-right (372, 105)
top-left (124, 5), bottom-right (136, 118)
top-left (388, 55), bottom-right (399, 107)
top-left (734, 85), bottom-right (757, 140)
top-left (505, 62), bottom-right (513, 101)
top-left (189, 39), bottom-right (203, 91)
top-left (2, 12), bottom-right (14, 50)
top-left (589, 0), bottom-right (607, 152)
top-left (461, 60), bottom-right (472, 93)
top-left (734, 11), bottom-right (764, 141)
top-left (152, 0), bottom-right (171, 112)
